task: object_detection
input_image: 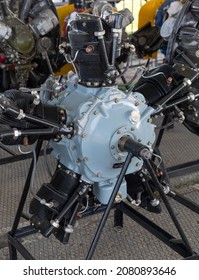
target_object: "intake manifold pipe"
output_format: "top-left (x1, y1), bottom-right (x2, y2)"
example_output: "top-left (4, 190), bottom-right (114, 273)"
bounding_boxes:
top-left (118, 135), bottom-right (152, 160)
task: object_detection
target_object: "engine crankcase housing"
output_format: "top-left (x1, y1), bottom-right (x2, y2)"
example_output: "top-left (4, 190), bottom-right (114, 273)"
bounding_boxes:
top-left (46, 78), bottom-right (156, 204)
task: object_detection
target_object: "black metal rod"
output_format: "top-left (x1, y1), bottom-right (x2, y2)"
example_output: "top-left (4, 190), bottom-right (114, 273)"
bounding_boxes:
top-left (117, 202), bottom-right (197, 258)
top-left (152, 146), bottom-right (199, 213)
top-left (42, 193), bottom-right (80, 237)
top-left (157, 70), bottom-right (199, 110)
top-left (153, 115), bottom-right (169, 150)
top-left (0, 143), bottom-right (17, 156)
top-left (12, 225), bottom-right (37, 239)
top-left (55, 190), bottom-right (83, 223)
top-left (164, 94), bottom-right (198, 110)
top-left (144, 158), bottom-right (194, 256)
top-left (0, 147), bottom-right (52, 166)
top-left (142, 176), bottom-right (157, 200)
top-left (8, 241), bottom-right (18, 260)
top-left (167, 159), bottom-right (199, 178)
top-left (114, 208), bottom-right (124, 229)
top-left (115, 63), bottom-right (129, 90)
top-left (175, 48), bottom-right (197, 69)
top-left (168, 190), bottom-right (199, 214)
top-left (8, 234), bottom-right (35, 260)
top-left (4, 106), bottom-right (61, 131)
top-left (56, 194), bottom-right (79, 222)
top-left (156, 83), bottom-right (187, 109)
top-left (10, 140), bottom-right (43, 235)
top-left (86, 152), bottom-right (132, 260)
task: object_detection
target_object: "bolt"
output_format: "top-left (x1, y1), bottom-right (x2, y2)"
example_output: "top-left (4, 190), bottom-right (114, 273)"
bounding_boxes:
top-left (118, 157), bottom-right (122, 161)
top-left (136, 162), bottom-right (141, 167)
top-left (94, 110), bottom-right (99, 115)
top-left (83, 157), bottom-right (88, 162)
top-left (117, 130), bottom-right (121, 134)
top-left (85, 45), bottom-right (94, 54)
top-left (111, 145), bottom-right (115, 149)
top-left (167, 76), bottom-right (173, 84)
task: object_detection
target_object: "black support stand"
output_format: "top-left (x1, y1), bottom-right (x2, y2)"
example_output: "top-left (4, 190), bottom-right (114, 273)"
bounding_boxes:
top-left (7, 139), bottom-right (199, 260)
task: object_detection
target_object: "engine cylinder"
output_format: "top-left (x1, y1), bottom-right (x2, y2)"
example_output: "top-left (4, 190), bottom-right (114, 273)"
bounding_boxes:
top-left (29, 166), bottom-right (80, 237)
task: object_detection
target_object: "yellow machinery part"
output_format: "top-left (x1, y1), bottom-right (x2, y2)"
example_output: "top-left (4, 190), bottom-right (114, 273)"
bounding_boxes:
top-left (56, 3), bottom-right (75, 35)
top-left (54, 4), bottom-right (75, 76)
top-left (138, 0), bottom-right (165, 28)
top-left (138, 0), bottom-right (165, 58)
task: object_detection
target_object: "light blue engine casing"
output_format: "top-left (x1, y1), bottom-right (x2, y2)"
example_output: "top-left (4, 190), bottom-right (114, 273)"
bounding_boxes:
top-left (42, 76), bottom-right (156, 204)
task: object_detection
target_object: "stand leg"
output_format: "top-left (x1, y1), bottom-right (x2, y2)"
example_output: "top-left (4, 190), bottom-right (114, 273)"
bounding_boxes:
top-left (86, 152), bottom-right (132, 260)
top-left (114, 208), bottom-right (123, 230)
top-left (8, 139), bottom-right (43, 259)
top-left (8, 243), bottom-right (17, 260)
